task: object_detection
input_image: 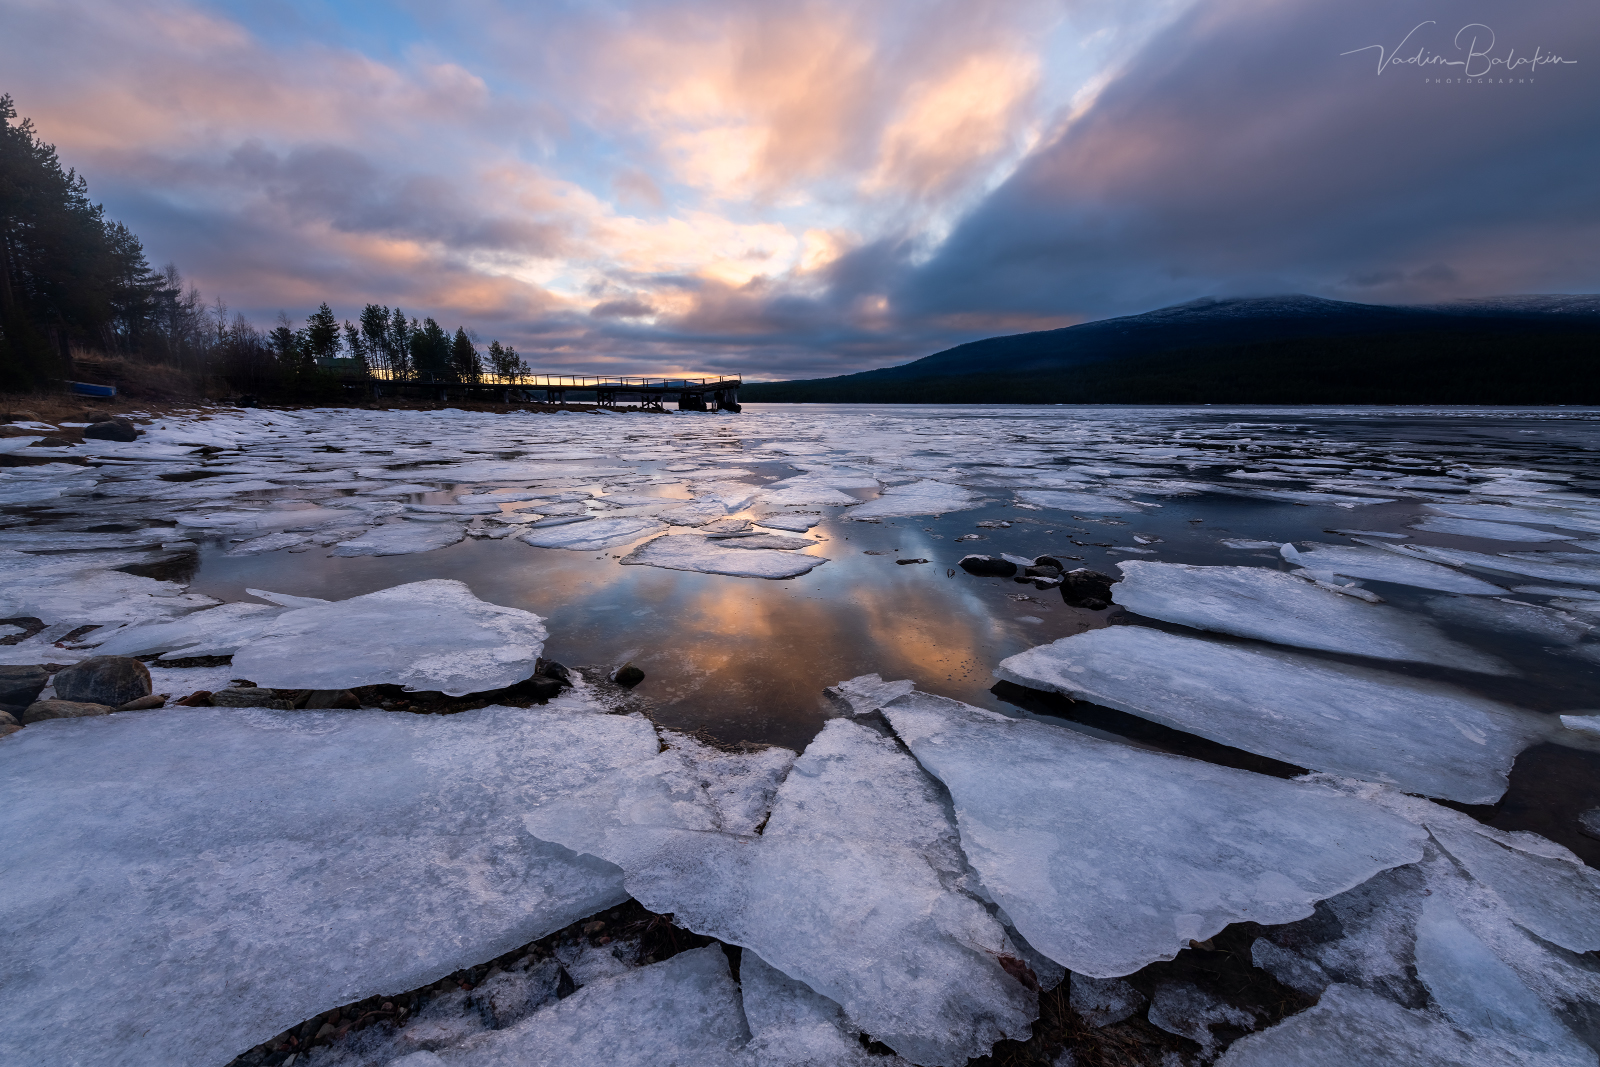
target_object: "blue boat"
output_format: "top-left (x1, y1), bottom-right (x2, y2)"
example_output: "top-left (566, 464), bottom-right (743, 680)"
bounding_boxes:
top-left (69, 381), bottom-right (116, 398)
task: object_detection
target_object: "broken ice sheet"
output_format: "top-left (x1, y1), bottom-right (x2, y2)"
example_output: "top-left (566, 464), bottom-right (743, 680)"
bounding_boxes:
top-left (230, 579), bottom-right (547, 696)
top-left (0, 702), bottom-right (655, 1067)
top-left (522, 718), bottom-right (1037, 1066)
top-left (88, 599), bottom-right (308, 659)
top-left (519, 516), bottom-right (665, 551)
top-left (1368, 540), bottom-right (1600, 587)
top-left (0, 548), bottom-right (219, 628)
top-left (848, 479), bottom-right (979, 518)
top-left (1279, 543), bottom-right (1504, 595)
top-left (875, 690), bottom-right (1426, 978)
top-left (752, 513), bottom-right (820, 532)
top-left (330, 521), bottom-right (465, 557)
top-left (1113, 562), bottom-right (1512, 675)
top-left (620, 532), bottom-right (827, 579)
top-left (996, 626), bottom-right (1540, 804)
top-left (1410, 516), bottom-right (1576, 542)
top-left (1425, 595), bottom-right (1593, 645)
top-left (741, 950), bottom-right (913, 1067)
top-left (1015, 489), bottom-right (1143, 514)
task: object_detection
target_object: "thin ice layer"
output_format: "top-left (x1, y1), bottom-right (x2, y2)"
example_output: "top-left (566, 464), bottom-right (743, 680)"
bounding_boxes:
top-left (522, 718), bottom-right (1038, 1066)
top-left (848, 480), bottom-right (979, 518)
top-left (741, 951), bottom-right (913, 1067)
top-left (88, 600), bottom-right (299, 659)
top-left (330, 521), bottom-right (465, 556)
top-left (620, 533), bottom-right (827, 579)
top-left (1372, 541), bottom-right (1600, 586)
top-left (520, 516), bottom-right (665, 550)
top-left (1410, 517), bottom-right (1575, 542)
top-left (1280, 543), bottom-right (1503, 594)
top-left (1216, 984), bottom-right (1525, 1067)
top-left (877, 691), bottom-right (1425, 978)
top-left (0, 701), bottom-right (653, 1067)
top-left (1113, 562), bottom-right (1511, 675)
top-left (1426, 823), bottom-right (1600, 953)
top-left (995, 627), bottom-right (1538, 804)
top-left (1015, 489), bottom-right (1142, 513)
top-left (424, 947), bottom-right (750, 1067)
top-left (230, 579), bottom-right (547, 695)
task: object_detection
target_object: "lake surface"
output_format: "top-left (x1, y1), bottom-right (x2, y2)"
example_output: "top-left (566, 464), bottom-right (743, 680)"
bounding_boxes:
top-left (7, 403), bottom-right (1600, 861)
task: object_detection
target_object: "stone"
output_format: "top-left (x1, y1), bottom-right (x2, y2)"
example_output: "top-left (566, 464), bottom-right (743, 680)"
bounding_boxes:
top-left (1025, 565), bottom-right (1063, 578)
top-left (1581, 808), bottom-right (1600, 842)
top-left (210, 687), bottom-right (293, 710)
top-left (1061, 568), bottom-right (1117, 608)
top-left (302, 690), bottom-right (360, 710)
top-left (22, 700), bottom-right (112, 724)
top-left (612, 664), bottom-right (645, 688)
top-left (0, 664), bottom-right (49, 707)
top-left (114, 695), bottom-right (167, 711)
top-left (0, 709), bottom-right (18, 728)
top-left (83, 419), bottom-right (139, 442)
top-left (51, 656), bottom-right (152, 707)
top-left (959, 554), bottom-right (1017, 577)
top-left (0, 723), bottom-right (20, 737)
top-left (1070, 974), bottom-right (1146, 1028)
top-left (172, 691), bottom-right (213, 707)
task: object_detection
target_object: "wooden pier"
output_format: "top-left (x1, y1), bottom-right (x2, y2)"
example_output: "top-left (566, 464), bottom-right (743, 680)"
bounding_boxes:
top-left (346, 374), bottom-right (743, 411)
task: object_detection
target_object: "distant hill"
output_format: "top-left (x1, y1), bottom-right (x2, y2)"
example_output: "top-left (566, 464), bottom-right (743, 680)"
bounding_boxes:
top-left (742, 295), bottom-right (1600, 404)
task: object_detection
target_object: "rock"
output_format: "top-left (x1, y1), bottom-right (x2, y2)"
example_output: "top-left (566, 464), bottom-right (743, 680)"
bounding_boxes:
top-left (173, 690), bottom-right (213, 707)
top-left (0, 724), bottom-right (20, 738)
top-left (612, 663), bottom-right (645, 688)
top-left (1033, 577), bottom-right (1063, 590)
top-left (959, 554), bottom-right (1017, 577)
top-left (114, 695), bottom-right (167, 711)
top-left (536, 659), bottom-right (572, 687)
top-left (83, 419), bottom-right (139, 442)
top-left (1580, 808), bottom-right (1600, 842)
top-left (896, 558), bottom-right (930, 565)
top-left (1069, 974), bottom-right (1146, 1028)
top-left (52, 656), bottom-right (152, 707)
top-left (22, 700), bottom-right (113, 724)
top-left (303, 689), bottom-right (360, 709)
top-left (1061, 568), bottom-right (1117, 608)
top-left (0, 709), bottom-right (18, 728)
top-left (210, 687), bottom-right (293, 710)
top-left (1025, 565), bottom-right (1063, 579)
top-left (0, 665), bottom-right (49, 707)
top-left (29, 436), bottom-right (72, 447)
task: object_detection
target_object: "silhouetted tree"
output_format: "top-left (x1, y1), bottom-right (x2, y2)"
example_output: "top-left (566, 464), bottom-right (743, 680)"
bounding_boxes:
top-left (450, 326), bottom-right (482, 382)
top-left (305, 302), bottom-right (340, 365)
top-left (411, 316), bottom-right (451, 379)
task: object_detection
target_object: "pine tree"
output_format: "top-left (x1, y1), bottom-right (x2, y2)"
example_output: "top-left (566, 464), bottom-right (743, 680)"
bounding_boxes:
top-left (343, 320), bottom-right (369, 376)
top-left (450, 327), bottom-right (482, 382)
top-left (389, 308), bottom-right (413, 380)
top-left (411, 317), bottom-right (451, 380)
top-left (304, 302), bottom-right (340, 366)
top-left (359, 304), bottom-right (391, 378)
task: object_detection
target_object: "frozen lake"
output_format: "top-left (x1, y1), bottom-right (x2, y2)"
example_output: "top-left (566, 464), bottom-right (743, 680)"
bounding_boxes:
top-left (6, 402), bottom-right (1600, 1066)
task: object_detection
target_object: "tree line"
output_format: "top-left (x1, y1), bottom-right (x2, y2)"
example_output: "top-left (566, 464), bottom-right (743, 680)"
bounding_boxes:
top-left (1, 94), bottom-right (528, 395)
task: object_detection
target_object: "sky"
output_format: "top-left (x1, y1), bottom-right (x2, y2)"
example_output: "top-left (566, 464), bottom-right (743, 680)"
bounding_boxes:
top-left (2, 0), bottom-right (1594, 379)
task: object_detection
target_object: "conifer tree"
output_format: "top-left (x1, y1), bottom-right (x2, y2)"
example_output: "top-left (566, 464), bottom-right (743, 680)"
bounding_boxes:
top-left (450, 326), bottom-right (482, 382)
top-left (304, 302), bottom-right (340, 365)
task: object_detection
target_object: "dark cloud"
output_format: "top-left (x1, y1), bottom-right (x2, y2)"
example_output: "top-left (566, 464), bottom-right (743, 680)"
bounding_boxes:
top-left (897, 0), bottom-right (1600, 325)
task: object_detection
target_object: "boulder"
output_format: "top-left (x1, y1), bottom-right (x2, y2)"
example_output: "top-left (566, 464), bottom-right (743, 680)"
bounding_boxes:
top-left (959, 554), bottom-right (1018, 577)
top-left (22, 700), bottom-right (112, 724)
top-left (210, 687), bottom-right (293, 710)
top-left (83, 419), bottom-right (139, 442)
top-left (1061, 568), bottom-right (1118, 610)
top-left (0, 665), bottom-right (49, 707)
top-left (173, 691), bottom-right (213, 707)
top-left (1024, 565), bottom-right (1063, 579)
top-left (52, 656), bottom-right (152, 707)
top-left (612, 663), bottom-right (646, 689)
top-left (114, 695), bottom-right (167, 711)
top-left (0, 724), bottom-right (20, 738)
top-left (0, 709), bottom-right (18, 728)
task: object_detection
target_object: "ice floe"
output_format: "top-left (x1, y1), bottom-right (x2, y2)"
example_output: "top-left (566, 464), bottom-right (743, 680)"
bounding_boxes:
top-left (1280, 543), bottom-right (1505, 594)
top-left (1113, 562), bottom-right (1512, 674)
top-left (330, 520), bottom-right (465, 556)
top-left (520, 516), bottom-right (665, 551)
top-left (230, 579), bottom-right (547, 695)
top-left (1368, 541), bottom-right (1600, 587)
top-left (0, 701), bottom-right (655, 1067)
top-left (995, 626), bottom-right (1540, 803)
top-left (88, 599), bottom-right (310, 659)
top-left (620, 532), bottom-right (827, 579)
top-left (848, 479), bottom-right (978, 518)
top-left (522, 718), bottom-right (1037, 1065)
top-left (1411, 516), bottom-right (1576, 541)
top-left (875, 690), bottom-right (1425, 978)
top-left (1015, 489), bottom-right (1143, 514)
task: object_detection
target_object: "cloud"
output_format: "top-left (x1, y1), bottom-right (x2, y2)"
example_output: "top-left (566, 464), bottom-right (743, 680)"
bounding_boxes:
top-left (1, 0), bottom-right (1592, 381)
